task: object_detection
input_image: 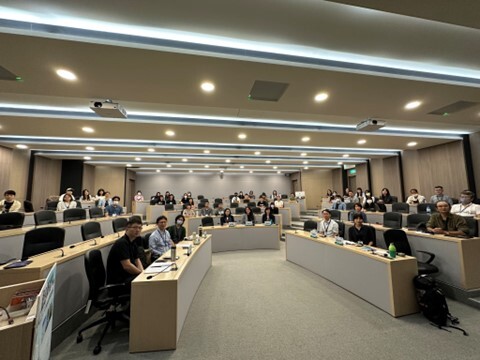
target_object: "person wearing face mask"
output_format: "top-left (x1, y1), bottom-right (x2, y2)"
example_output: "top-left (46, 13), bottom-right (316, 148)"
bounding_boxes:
top-left (330, 195), bottom-right (346, 210)
top-left (451, 190), bottom-right (480, 217)
top-left (105, 196), bottom-right (123, 216)
top-left (134, 190), bottom-right (144, 202)
top-left (406, 189), bottom-right (426, 205)
top-left (238, 191), bottom-right (245, 200)
top-left (168, 214), bottom-right (186, 244)
top-left (269, 202), bottom-right (279, 215)
top-left (362, 190), bottom-right (377, 211)
top-left (181, 193), bottom-right (190, 205)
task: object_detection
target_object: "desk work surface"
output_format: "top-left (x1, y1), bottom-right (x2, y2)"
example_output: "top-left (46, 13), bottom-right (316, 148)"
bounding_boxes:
top-left (285, 230), bottom-right (418, 317)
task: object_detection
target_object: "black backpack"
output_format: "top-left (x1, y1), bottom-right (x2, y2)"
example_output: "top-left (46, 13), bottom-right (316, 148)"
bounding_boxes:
top-left (413, 275), bottom-right (468, 336)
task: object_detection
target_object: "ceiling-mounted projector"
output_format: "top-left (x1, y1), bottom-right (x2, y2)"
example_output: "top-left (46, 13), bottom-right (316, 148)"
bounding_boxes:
top-left (356, 118), bottom-right (385, 131)
top-left (89, 100), bottom-right (127, 119)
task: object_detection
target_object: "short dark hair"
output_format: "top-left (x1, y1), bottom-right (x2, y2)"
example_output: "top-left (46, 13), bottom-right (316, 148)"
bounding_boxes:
top-left (410, 188), bottom-right (418, 193)
top-left (352, 213), bottom-right (364, 221)
top-left (354, 203), bottom-right (363, 209)
top-left (434, 185), bottom-right (443, 190)
top-left (4, 190), bottom-right (16, 196)
top-left (175, 214), bottom-right (185, 222)
top-left (127, 218), bottom-right (142, 227)
top-left (112, 196), bottom-right (120, 201)
top-left (156, 215), bottom-right (168, 223)
top-left (322, 209), bottom-right (331, 214)
top-left (435, 200), bottom-right (451, 209)
top-left (460, 190), bottom-right (474, 198)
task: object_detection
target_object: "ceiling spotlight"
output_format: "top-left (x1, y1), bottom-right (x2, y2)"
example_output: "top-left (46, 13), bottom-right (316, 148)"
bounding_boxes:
top-left (301, 152), bottom-right (307, 156)
top-left (405, 100), bottom-right (422, 110)
top-left (148, 148), bottom-right (155, 152)
top-left (254, 151), bottom-right (261, 155)
top-left (407, 141), bottom-right (418, 147)
top-left (265, 160), bottom-right (271, 164)
top-left (314, 92), bottom-right (329, 102)
top-left (338, 162), bottom-right (343, 165)
top-left (273, 166), bottom-right (278, 169)
top-left (201, 82), bottom-right (215, 92)
top-left (303, 161), bottom-right (309, 164)
top-left (277, 171), bottom-right (281, 174)
top-left (238, 133), bottom-right (247, 140)
top-left (126, 164), bottom-right (132, 167)
top-left (226, 159), bottom-right (231, 163)
top-left (16, 144), bottom-right (28, 149)
top-left (84, 156), bottom-right (92, 160)
top-left (82, 126), bottom-right (94, 133)
top-left (357, 139), bottom-right (367, 145)
top-left (156, 169), bottom-right (161, 173)
top-left (249, 170), bottom-right (253, 174)
top-left (182, 158), bottom-right (188, 162)
top-left (220, 170), bottom-right (224, 173)
top-left (86, 146), bottom-right (95, 151)
top-left (165, 130), bottom-right (175, 137)
top-left (240, 165), bottom-right (245, 169)
top-left (203, 150), bottom-right (210, 154)
top-left (189, 170), bottom-right (193, 173)
top-left (301, 136), bottom-right (310, 142)
top-left (135, 157), bottom-right (141, 161)
top-left (166, 164), bottom-right (172, 168)
top-left (343, 154), bottom-right (349, 158)
top-left (204, 165), bottom-right (210, 168)
top-left (304, 167), bottom-right (309, 170)
top-left (56, 69), bottom-right (77, 81)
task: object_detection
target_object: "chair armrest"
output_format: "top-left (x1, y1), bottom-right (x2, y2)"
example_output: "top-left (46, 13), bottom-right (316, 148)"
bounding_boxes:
top-left (417, 250), bottom-right (435, 264)
top-left (99, 282), bottom-right (126, 291)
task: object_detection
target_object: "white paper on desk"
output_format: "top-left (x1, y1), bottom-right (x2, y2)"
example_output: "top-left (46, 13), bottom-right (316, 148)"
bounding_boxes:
top-left (144, 262), bottom-right (173, 274)
top-left (180, 244), bottom-right (191, 249)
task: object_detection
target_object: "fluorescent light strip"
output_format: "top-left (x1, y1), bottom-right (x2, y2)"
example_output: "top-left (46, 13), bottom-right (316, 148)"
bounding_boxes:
top-left (86, 161), bottom-right (341, 168)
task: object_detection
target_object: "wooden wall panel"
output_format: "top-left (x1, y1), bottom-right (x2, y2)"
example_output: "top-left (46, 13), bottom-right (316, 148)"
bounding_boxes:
top-left (31, 156), bottom-right (62, 210)
top-left (301, 169), bottom-right (333, 209)
top-left (9, 149), bottom-right (30, 202)
top-left (82, 164), bottom-right (95, 194)
top-left (94, 166), bottom-right (125, 205)
top-left (355, 163), bottom-right (368, 191)
top-left (370, 158), bottom-right (384, 196)
top-left (401, 149), bottom-right (420, 200)
top-left (383, 156), bottom-right (402, 200)
top-left (332, 168), bottom-right (343, 194)
top-left (0, 146), bottom-right (13, 194)
top-left (470, 131), bottom-right (480, 194)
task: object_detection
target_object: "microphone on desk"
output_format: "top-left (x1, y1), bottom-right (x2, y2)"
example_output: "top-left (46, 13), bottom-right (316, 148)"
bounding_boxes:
top-left (60, 248), bottom-right (65, 257)
top-left (0, 306), bottom-right (14, 325)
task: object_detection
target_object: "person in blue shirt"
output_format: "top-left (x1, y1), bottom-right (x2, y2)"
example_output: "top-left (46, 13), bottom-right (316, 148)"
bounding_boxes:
top-left (105, 196), bottom-right (123, 216)
top-left (331, 195), bottom-right (346, 210)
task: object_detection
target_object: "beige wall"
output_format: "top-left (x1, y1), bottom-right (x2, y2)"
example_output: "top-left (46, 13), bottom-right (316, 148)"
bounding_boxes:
top-left (31, 155), bottom-right (62, 210)
top-left (470, 131), bottom-right (480, 194)
top-left (402, 149), bottom-right (420, 201)
top-left (82, 164), bottom-right (95, 194)
top-left (370, 156), bottom-right (402, 199)
top-left (301, 169), bottom-right (334, 209)
top-left (370, 158), bottom-right (384, 196)
top-left (355, 163), bottom-right (368, 191)
top-left (332, 168), bottom-right (342, 193)
top-left (94, 166), bottom-right (126, 205)
top-left (0, 146), bottom-right (31, 204)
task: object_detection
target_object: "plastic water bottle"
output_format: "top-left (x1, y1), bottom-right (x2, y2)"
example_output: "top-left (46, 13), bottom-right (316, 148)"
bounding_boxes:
top-left (426, 206), bottom-right (431, 215)
top-left (388, 242), bottom-right (397, 258)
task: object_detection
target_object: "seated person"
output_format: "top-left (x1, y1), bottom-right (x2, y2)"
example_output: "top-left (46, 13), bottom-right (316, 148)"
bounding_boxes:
top-left (348, 203), bottom-right (368, 222)
top-left (242, 206), bottom-right (255, 225)
top-left (182, 204), bottom-right (196, 217)
top-left (165, 194), bottom-right (176, 205)
top-left (317, 209), bottom-right (339, 237)
top-left (238, 191), bottom-right (245, 200)
top-left (106, 218), bottom-right (144, 292)
top-left (79, 189), bottom-right (93, 201)
top-left (430, 186), bottom-right (452, 205)
top-left (105, 196), bottom-right (123, 216)
top-left (270, 190), bottom-right (278, 200)
top-left (56, 193), bottom-right (77, 211)
top-left (363, 190), bottom-right (377, 211)
top-left (451, 190), bottom-right (480, 217)
top-left (134, 190), bottom-right (144, 202)
top-left (262, 206), bottom-right (276, 224)
top-left (269, 202), bottom-right (279, 215)
top-left (59, 187), bottom-right (75, 202)
top-left (427, 201), bottom-right (470, 236)
top-left (274, 195), bottom-right (284, 208)
top-left (214, 203), bottom-right (225, 216)
top-left (98, 191), bottom-right (112, 207)
top-left (0, 190), bottom-right (21, 213)
top-left (96, 188), bottom-right (106, 201)
top-left (149, 215), bottom-right (174, 261)
top-left (406, 188), bottom-right (426, 205)
top-left (289, 193), bottom-right (297, 201)
top-left (376, 188), bottom-right (393, 212)
top-left (187, 198), bottom-right (195, 210)
top-left (243, 194), bottom-right (251, 203)
top-left (220, 208), bottom-right (235, 225)
top-left (344, 190), bottom-right (356, 204)
top-left (331, 195), bottom-right (346, 210)
top-left (348, 213), bottom-right (376, 246)
top-left (231, 192), bottom-right (240, 204)
top-left (257, 195), bottom-right (269, 208)
top-left (248, 190), bottom-right (255, 199)
top-left (200, 201), bottom-right (214, 216)
top-left (167, 214), bottom-right (186, 244)
top-left (181, 193), bottom-right (190, 205)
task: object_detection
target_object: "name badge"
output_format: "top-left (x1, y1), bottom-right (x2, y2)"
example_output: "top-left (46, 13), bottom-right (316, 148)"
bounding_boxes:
top-left (245, 221), bottom-right (254, 226)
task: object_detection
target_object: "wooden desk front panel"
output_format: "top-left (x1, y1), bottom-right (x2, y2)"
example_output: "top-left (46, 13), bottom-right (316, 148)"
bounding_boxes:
top-left (205, 225), bottom-right (280, 253)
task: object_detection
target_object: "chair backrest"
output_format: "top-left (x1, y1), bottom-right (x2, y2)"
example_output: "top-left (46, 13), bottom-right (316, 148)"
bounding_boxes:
top-left (383, 212), bottom-right (402, 229)
top-left (235, 207), bottom-right (245, 214)
top-left (197, 202), bottom-right (205, 209)
top-left (0, 212), bottom-right (25, 230)
top-left (129, 215), bottom-right (142, 223)
top-left (229, 195), bottom-right (235, 201)
top-left (22, 227), bottom-right (65, 259)
top-left (281, 194), bottom-right (288, 199)
top-left (406, 213), bottom-right (431, 228)
top-left (383, 229), bottom-right (412, 255)
top-left (81, 221), bottom-right (103, 241)
top-left (201, 216), bottom-right (214, 227)
top-left (365, 225), bottom-right (377, 247)
top-left (230, 202), bottom-right (239, 208)
top-left (165, 204), bottom-right (174, 211)
top-left (199, 198), bottom-right (208, 204)
top-left (89, 207), bottom-right (105, 219)
top-left (34, 210), bottom-right (57, 226)
top-left (329, 209), bottom-right (341, 221)
top-left (392, 202), bottom-right (409, 214)
top-left (112, 217), bottom-right (128, 233)
top-left (451, 197), bottom-right (459, 205)
top-left (391, 196), bottom-right (398, 203)
top-left (345, 202), bottom-right (355, 210)
top-left (197, 195), bottom-right (204, 200)
top-left (417, 203), bottom-right (437, 214)
top-left (337, 221), bottom-right (345, 238)
top-left (303, 220), bottom-right (317, 231)
top-left (142, 232), bottom-right (152, 249)
top-left (23, 200), bottom-right (34, 213)
top-left (464, 217), bottom-right (479, 237)
top-left (214, 198), bottom-right (223, 204)
top-left (63, 208), bottom-right (87, 222)
top-left (84, 249), bottom-right (107, 302)
top-left (248, 202), bottom-right (256, 207)
top-left (46, 200), bottom-right (58, 211)
top-left (252, 207), bottom-right (262, 214)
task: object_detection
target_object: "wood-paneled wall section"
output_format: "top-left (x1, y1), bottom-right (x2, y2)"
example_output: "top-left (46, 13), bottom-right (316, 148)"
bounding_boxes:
top-left (289, 172), bottom-right (301, 193)
top-left (417, 141), bottom-right (468, 200)
top-left (401, 150), bottom-right (420, 199)
top-left (332, 168), bottom-right (343, 194)
top-left (300, 169), bottom-right (334, 209)
top-left (0, 146), bottom-right (13, 195)
top-left (355, 163), bottom-right (368, 191)
top-left (94, 166), bottom-right (125, 204)
top-left (31, 156), bottom-right (62, 210)
top-left (82, 164), bottom-right (95, 195)
top-left (382, 156), bottom-right (402, 200)
top-left (469, 131), bottom-right (480, 194)
top-left (0, 147), bottom-right (31, 203)
top-left (370, 158), bottom-right (384, 196)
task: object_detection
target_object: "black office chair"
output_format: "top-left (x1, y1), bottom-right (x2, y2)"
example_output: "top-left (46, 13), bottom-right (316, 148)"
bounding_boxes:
top-left (281, 194), bottom-right (288, 199)
top-left (34, 210), bottom-right (57, 226)
top-left (76, 249), bottom-right (130, 355)
top-left (81, 222), bottom-right (103, 241)
top-left (46, 200), bottom-right (58, 211)
top-left (337, 221), bottom-right (345, 238)
top-left (345, 202), bottom-right (355, 210)
top-left (464, 217), bottom-right (479, 237)
top-left (201, 216), bottom-right (214, 227)
top-left (252, 207), bottom-right (262, 214)
top-left (199, 198), bottom-right (208, 204)
top-left (392, 202), bottom-right (409, 214)
top-left (383, 212), bottom-right (402, 229)
top-left (329, 209), bottom-right (341, 221)
top-left (230, 202), bottom-right (239, 208)
top-left (197, 195), bottom-right (204, 200)
top-left (214, 198), bottom-right (223, 204)
top-left (303, 220), bottom-right (317, 232)
top-left (365, 225), bottom-right (377, 246)
top-left (63, 208), bottom-right (87, 222)
top-left (89, 207), bottom-right (105, 219)
top-left (21, 227), bottom-right (65, 259)
top-left (0, 212), bottom-right (25, 230)
top-left (391, 196), bottom-right (398, 203)
top-left (417, 203), bottom-right (437, 214)
top-left (451, 197), bottom-right (459, 205)
top-left (235, 207), bottom-right (245, 214)
top-left (165, 204), bottom-right (174, 211)
top-left (112, 217), bottom-right (128, 233)
top-left (248, 202), bottom-right (256, 207)
top-left (23, 200), bottom-right (34, 213)
top-left (384, 229), bottom-right (439, 275)
top-left (129, 215), bottom-right (142, 223)
top-left (197, 202), bottom-right (206, 210)
top-left (406, 214), bottom-right (431, 229)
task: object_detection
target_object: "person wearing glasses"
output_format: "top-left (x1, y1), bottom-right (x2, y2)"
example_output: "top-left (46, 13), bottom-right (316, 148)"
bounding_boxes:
top-left (106, 218), bottom-right (144, 292)
top-left (149, 215), bottom-right (174, 261)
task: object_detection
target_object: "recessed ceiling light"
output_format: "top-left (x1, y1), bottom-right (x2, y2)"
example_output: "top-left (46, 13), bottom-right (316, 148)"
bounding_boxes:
top-left (277, 171), bottom-right (281, 174)
top-left (82, 127), bottom-right (94, 133)
top-left (407, 141), bottom-right (418, 147)
top-left (135, 157), bottom-right (141, 161)
top-left (357, 139), bottom-right (367, 145)
top-left (189, 170), bottom-right (193, 173)
top-left (303, 161), bottom-right (309, 164)
top-left (204, 165), bottom-right (209, 168)
top-left (240, 165), bottom-right (245, 169)
top-left (265, 160), bottom-right (271, 164)
top-left (201, 82), bottom-right (215, 92)
top-left (405, 100), bottom-right (422, 110)
top-left (301, 152), bottom-right (307, 156)
top-left (126, 164), bottom-right (132, 167)
top-left (226, 159), bottom-right (231, 163)
top-left (254, 151), bottom-right (261, 155)
top-left (304, 167), bottom-right (309, 170)
top-left (182, 158), bottom-right (188, 162)
top-left (156, 169), bottom-right (160, 173)
top-left (16, 144), bottom-right (28, 149)
top-left (238, 133), bottom-right (247, 140)
top-left (56, 69), bottom-right (77, 81)
top-left (86, 146), bottom-right (95, 151)
top-left (220, 170), bottom-right (224, 173)
top-left (249, 170), bottom-right (253, 174)
top-left (165, 130), bottom-right (175, 137)
top-left (314, 92), bottom-right (329, 102)
top-left (203, 150), bottom-right (210, 154)
top-left (273, 166), bottom-right (278, 169)
top-left (301, 136), bottom-right (310, 142)
top-left (148, 148), bottom-right (155, 152)
top-left (343, 154), bottom-right (349, 158)
top-left (338, 162), bottom-right (343, 165)
top-left (166, 164), bottom-right (172, 168)
top-left (84, 156), bottom-right (92, 160)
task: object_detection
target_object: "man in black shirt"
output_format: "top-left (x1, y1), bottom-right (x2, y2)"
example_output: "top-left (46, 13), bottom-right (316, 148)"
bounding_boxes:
top-left (348, 213), bottom-right (376, 246)
top-left (106, 218), bottom-right (144, 292)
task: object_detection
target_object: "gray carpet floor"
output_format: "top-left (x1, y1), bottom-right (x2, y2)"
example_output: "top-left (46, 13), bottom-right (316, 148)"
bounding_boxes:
top-left (52, 243), bottom-right (480, 359)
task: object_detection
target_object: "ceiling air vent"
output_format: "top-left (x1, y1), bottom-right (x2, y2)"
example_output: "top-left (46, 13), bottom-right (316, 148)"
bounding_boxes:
top-left (428, 101), bottom-right (478, 115)
top-left (0, 66), bottom-right (19, 81)
top-left (248, 80), bottom-right (289, 101)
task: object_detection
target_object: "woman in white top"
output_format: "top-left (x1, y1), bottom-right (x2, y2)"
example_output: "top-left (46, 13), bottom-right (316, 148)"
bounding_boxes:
top-left (79, 189), bottom-right (93, 201)
top-left (57, 193), bottom-right (77, 211)
top-left (182, 204), bottom-right (196, 217)
top-left (406, 188), bottom-right (426, 205)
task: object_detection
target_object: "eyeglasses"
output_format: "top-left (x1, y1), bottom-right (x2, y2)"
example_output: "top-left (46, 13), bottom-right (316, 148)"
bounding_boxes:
top-left (128, 226), bottom-right (143, 230)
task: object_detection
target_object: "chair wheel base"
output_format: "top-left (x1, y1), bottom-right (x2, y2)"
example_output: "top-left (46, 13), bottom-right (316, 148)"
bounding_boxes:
top-left (93, 345), bottom-right (101, 355)
top-left (76, 334), bottom-right (83, 343)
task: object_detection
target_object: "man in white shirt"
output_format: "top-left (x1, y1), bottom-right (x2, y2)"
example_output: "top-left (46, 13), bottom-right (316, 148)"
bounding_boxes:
top-left (317, 209), bottom-right (339, 237)
top-left (149, 215), bottom-right (174, 261)
top-left (451, 190), bottom-right (480, 217)
top-left (406, 188), bottom-right (426, 205)
top-left (200, 201), bottom-right (214, 216)
top-left (430, 185), bottom-right (453, 205)
top-left (274, 195), bottom-right (284, 208)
